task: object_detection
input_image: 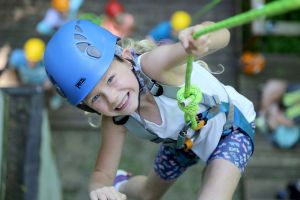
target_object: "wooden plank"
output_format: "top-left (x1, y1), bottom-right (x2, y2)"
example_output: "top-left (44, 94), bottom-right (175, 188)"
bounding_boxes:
top-left (0, 90), bottom-right (8, 200)
top-left (2, 87), bottom-right (43, 200)
top-left (243, 178), bottom-right (290, 200)
top-left (253, 20), bottom-right (300, 36)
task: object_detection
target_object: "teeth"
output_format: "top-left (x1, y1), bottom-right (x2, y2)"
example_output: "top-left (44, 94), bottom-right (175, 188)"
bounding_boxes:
top-left (117, 94), bottom-right (128, 109)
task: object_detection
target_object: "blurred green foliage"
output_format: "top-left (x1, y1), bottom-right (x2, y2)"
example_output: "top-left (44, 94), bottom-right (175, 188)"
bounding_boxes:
top-left (256, 37), bottom-right (300, 53)
top-left (242, 0), bottom-right (300, 54)
top-left (266, 0), bottom-right (300, 21)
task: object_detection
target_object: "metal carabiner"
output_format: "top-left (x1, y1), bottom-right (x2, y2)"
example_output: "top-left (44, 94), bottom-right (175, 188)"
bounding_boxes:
top-left (176, 121), bottom-right (192, 149)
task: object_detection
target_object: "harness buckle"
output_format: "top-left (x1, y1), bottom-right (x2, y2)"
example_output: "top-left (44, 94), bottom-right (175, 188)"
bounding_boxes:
top-left (212, 95), bottom-right (221, 105)
top-left (176, 121), bottom-right (191, 149)
top-left (183, 138), bottom-right (193, 152)
top-left (195, 112), bottom-right (208, 131)
top-left (195, 119), bottom-right (206, 131)
top-left (113, 115), bottom-right (130, 125)
top-left (149, 82), bottom-right (163, 96)
top-left (183, 117), bottom-right (207, 151)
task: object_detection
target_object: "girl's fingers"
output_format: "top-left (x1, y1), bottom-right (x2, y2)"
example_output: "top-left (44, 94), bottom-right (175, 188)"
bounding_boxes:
top-left (180, 34), bottom-right (190, 49)
top-left (179, 25), bottom-right (211, 55)
top-left (90, 187), bottom-right (127, 200)
top-left (120, 194), bottom-right (127, 200)
top-left (106, 187), bottom-right (122, 200)
top-left (97, 193), bottom-right (107, 200)
top-left (179, 27), bottom-right (193, 48)
top-left (90, 191), bottom-right (98, 200)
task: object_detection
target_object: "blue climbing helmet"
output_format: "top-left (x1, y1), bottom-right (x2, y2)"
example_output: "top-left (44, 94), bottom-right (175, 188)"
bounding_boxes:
top-left (44, 19), bottom-right (119, 105)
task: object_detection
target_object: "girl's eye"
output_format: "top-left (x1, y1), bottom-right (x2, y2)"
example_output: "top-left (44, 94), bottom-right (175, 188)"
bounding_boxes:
top-left (107, 75), bottom-right (115, 84)
top-left (91, 94), bottom-right (100, 104)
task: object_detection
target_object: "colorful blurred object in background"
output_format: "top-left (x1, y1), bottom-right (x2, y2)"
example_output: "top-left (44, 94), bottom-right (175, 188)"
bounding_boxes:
top-left (147, 10), bottom-right (191, 44)
top-left (241, 51), bottom-right (265, 75)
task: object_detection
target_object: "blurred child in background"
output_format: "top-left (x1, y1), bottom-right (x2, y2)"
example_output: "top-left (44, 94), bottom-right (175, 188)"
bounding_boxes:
top-left (9, 38), bottom-right (50, 88)
top-left (36, 0), bottom-right (84, 36)
top-left (101, 0), bottom-right (135, 38)
top-left (8, 38), bottom-right (62, 109)
top-left (256, 79), bottom-right (300, 149)
top-left (147, 10), bottom-right (192, 45)
top-left (79, 0), bottom-right (135, 38)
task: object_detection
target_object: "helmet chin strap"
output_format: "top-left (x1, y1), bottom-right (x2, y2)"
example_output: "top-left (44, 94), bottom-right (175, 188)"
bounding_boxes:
top-left (111, 48), bottom-right (151, 128)
top-left (76, 103), bottom-right (99, 114)
top-left (126, 57), bottom-right (150, 128)
top-left (115, 44), bottom-right (148, 94)
top-left (111, 56), bottom-right (148, 126)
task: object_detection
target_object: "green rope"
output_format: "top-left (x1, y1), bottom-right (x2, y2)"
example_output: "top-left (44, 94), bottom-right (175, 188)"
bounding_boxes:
top-left (178, 0), bottom-right (300, 129)
top-left (184, 54), bottom-right (194, 98)
top-left (177, 54), bottom-right (203, 129)
top-left (192, 0), bottom-right (221, 23)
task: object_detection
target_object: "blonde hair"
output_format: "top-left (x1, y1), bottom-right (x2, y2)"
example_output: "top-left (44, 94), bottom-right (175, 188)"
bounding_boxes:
top-left (196, 60), bottom-right (210, 71)
top-left (117, 38), bottom-right (157, 55)
top-left (196, 60), bottom-right (225, 75)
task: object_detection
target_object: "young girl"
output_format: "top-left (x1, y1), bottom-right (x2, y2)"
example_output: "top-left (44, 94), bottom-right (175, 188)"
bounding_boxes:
top-left (44, 19), bottom-right (256, 200)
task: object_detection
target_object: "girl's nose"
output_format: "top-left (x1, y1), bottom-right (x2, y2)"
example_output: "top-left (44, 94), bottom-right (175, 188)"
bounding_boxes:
top-left (103, 88), bottom-right (118, 108)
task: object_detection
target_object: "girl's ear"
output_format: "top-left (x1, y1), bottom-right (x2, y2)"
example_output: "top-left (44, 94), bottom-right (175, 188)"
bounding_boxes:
top-left (121, 48), bottom-right (132, 60)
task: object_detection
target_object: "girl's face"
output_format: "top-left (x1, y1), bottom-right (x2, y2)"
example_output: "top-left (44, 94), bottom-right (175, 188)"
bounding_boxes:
top-left (84, 57), bottom-right (140, 117)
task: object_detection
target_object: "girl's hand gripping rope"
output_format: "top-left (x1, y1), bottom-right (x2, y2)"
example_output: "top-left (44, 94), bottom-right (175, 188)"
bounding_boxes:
top-left (90, 186), bottom-right (127, 200)
top-left (178, 23), bottom-right (211, 57)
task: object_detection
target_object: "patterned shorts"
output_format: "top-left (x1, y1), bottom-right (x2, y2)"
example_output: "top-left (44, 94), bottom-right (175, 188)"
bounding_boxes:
top-left (154, 124), bottom-right (255, 181)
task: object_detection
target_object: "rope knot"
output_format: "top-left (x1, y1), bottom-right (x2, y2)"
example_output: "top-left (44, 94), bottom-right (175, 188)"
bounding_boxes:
top-left (177, 85), bottom-right (202, 129)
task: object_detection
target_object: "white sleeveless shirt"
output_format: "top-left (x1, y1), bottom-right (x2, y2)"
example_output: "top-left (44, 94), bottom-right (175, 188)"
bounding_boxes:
top-left (131, 59), bottom-right (256, 161)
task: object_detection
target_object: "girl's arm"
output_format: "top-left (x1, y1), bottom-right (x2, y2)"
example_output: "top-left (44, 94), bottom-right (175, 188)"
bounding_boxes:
top-left (89, 116), bottom-right (127, 200)
top-left (141, 21), bottom-right (230, 85)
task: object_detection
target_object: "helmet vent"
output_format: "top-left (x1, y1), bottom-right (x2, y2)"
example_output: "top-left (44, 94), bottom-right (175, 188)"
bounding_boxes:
top-left (86, 46), bottom-right (101, 58)
top-left (73, 21), bottom-right (102, 59)
top-left (76, 42), bottom-right (89, 52)
top-left (74, 34), bottom-right (87, 40)
top-left (76, 42), bottom-right (102, 59)
top-left (75, 25), bottom-right (83, 32)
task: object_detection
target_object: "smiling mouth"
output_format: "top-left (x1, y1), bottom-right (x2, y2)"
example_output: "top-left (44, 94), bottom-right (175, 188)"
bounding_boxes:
top-left (115, 92), bottom-right (129, 111)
